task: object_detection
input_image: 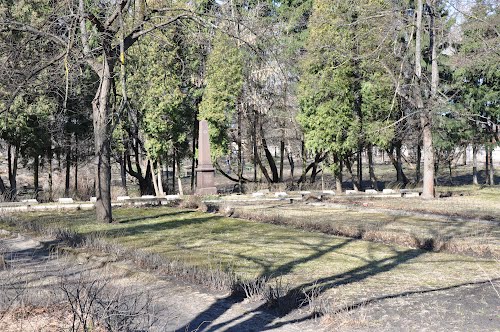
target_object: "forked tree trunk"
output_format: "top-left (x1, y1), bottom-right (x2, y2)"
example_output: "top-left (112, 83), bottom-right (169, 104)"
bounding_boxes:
top-left (151, 159), bottom-right (160, 196)
top-left (344, 157), bottom-right (359, 191)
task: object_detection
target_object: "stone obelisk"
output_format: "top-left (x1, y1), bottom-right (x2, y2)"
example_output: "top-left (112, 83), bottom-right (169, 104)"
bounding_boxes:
top-left (195, 120), bottom-right (217, 195)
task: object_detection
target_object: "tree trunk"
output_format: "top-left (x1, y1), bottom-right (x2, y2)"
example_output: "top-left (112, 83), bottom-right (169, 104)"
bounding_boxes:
top-left (260, 128), bottom-right (279, 183)
top-left (357, 148), bottom-right (363, 190)
top-left (253, 110), bottom-right (258, 182)
top-left (176, 158), bottom-right (184, 196)
top-left (157, 159), bottom-right (164, 196)
top-left (472, 145), bottom-right (478, 185)
top-left (300, 140), bottom-right (306, 189)
top-left (0, 175), bottom-right (5, 195)
top-left (238, 105), bottom-right (243, 191)
top-left (34, 155), bottom-right (39, 193)
top-left (172, 150), bottom-right (176, 193)
top-left (387, 146), bottom-right (408, 184)
top-left (488, 144), bottom-right (494, 185)
top-left (344, 157), bottom-right (359, 191)
top-left (65, 141), bottom-right (71, 197)
top-left (367, 145), bottom-right (378, 190)
top-left (92, 56), bottom-right (113, 223)
top-left (74, 137), bottom-right (78, 194)
top-left (485, 145), bottom-right (490, 185)
top-left (120, 152), bottom-right (128, 195)
top-left (48, 145), bottom-right (53, 201)
top-left (279, 140), bottom-right (285, 182)
top-left (8, 144), bottom-right (18, 200)
top-left (287, 149), bottom-right (295, 180)
top-left (334, 154), bottom-right (343, 192)
top-left (396, 143), bottom-right (404, 183)
top-left (418, 0), bottom-right (435, 199)
top-left (416, 143), bottom-right (422, 182)
top-left (191, 117), bottom-right (198, 191)
top-left (151, 159), bottom-right (160, 196)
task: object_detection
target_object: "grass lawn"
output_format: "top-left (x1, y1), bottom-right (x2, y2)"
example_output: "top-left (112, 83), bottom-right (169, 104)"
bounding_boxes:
top-left (2, 206), bottom-right (499, 307)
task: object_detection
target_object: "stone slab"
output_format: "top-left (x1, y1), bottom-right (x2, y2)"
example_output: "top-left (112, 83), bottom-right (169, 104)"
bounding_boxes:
top-left (252, 192), bottom-right (265, 197)
top-left (382, 189), bottom-right (396, 194)
top-left (141, 195), bottom-right (156, 199)
top-left (345, 190), bottom-right (359, 195)
top-left (274, 192), bottom-right (288, 198)
top-left (322, 190), bottom-right (336, 195)
top-left (404, 192), bottom-right (420, 198)
top-left (365, 189), bottom-right (378, 194)
top-left (90, 197), bottom-right (97, 202)
top-left (165, 195), bottom-right (181, 200)
top-left (116, 196), bottom-right (130, 201)
top-left (21, 199), bottom-right (38, 204)
top-left (58, 198), bottom-right (74, 204)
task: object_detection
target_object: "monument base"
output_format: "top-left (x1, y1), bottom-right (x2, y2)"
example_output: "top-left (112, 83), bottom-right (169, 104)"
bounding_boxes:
top-left (195, 166), bottom-right (217, 195)
top-left (195, 187), bottom-right (218, 195)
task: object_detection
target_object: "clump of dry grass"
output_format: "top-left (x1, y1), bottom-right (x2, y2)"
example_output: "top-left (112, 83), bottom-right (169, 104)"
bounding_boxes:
top-left (363, 230), bottom-right (420, 248)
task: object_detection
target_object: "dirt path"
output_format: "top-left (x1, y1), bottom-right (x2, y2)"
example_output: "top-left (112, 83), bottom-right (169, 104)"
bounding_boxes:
top-left (1, 231), bottom-right (499, 331)
top-left (0, 232), bottom-right (321, 331)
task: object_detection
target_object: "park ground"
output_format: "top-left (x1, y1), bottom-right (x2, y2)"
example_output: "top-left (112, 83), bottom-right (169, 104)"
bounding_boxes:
top-left (0, 184), bottom-right (499, 331)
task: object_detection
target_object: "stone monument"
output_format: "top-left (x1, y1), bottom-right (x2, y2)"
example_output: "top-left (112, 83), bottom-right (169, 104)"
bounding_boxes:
top-left (195, 120), bottom-right (217, 195)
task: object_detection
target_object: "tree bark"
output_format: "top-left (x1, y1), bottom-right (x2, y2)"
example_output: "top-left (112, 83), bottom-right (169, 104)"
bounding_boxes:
top-left (92, 56), bottom-right (113, 222)
top-left (333, 153), bottom-right (343, 192)
top-left (472, 145), bottom-right (478, 185)
top-left (488, 144), bottom-right (494, 185)
top-left (172, 149), bottom-right (176, 193)
top-left (485, 145), bottom-right (490, 185)
top-left (287, 148), bottom-right (294, 180)
top-left (74, 136), bottom-right (78, 193)
top-left (416, 143), bottom-right (422, 182)
top-left (260, 128), bottom-right (279, 183)
top-left (416, 0), bottom-right (435, 199)
top-left (7, 144), bottom-right (18, 200)
top-left (344, 157), bottom-right (359, 191)
top-left (367, 145), bottom-right (378, 190)
top-left (34, 155), bottom-right (39, 193)
top-left (191, 117), bottom-right (198, 191)
top-left (65, 141), bottom-right (71, 197)
top-left (48, 145), bottom-right (53, 201)
top-left (151, 159), bottom-right (160, 196)
top-left (176, 158), bottom-right (184, 196)
top-left (157, 159), bottom-right (164, 196)
top-left (279, 140), bottom-right (285, 182)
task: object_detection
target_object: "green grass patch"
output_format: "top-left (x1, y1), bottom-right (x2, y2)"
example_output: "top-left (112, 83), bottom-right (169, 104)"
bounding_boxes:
top-left (2, 206), bottom-right (499, 305)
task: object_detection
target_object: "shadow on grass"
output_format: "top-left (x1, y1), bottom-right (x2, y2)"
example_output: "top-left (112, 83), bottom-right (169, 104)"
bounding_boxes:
top-left (180, 246), bottom-right (426, 331)
top-left (101, 214), bottom-right (223, 238)
top-left (116, 210), bottom-right (195, 224)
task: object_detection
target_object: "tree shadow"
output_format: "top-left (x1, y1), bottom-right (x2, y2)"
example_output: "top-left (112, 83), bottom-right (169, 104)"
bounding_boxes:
top-left (99, 214), bottom-right (223, 238)
top-left (178, 234), bottom-right (429, 332)
top-left (116, 210), bottom-right (195, 224)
